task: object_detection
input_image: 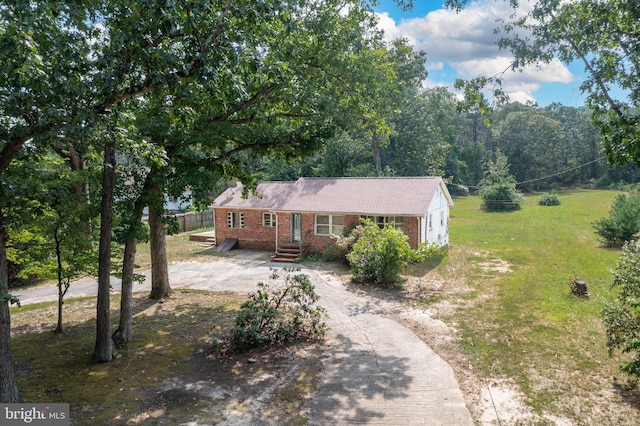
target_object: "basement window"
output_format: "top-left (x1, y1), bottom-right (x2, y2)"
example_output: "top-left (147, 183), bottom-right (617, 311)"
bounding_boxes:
top-left (227, 212), bottom-right (244, 229)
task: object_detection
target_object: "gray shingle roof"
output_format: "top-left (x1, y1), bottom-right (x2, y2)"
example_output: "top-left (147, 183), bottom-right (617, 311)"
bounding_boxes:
top-left (213, 177), bottom-right (452, 216)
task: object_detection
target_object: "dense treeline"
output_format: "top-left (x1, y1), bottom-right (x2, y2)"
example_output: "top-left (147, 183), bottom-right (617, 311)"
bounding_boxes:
top-left (253, 95), bottom-right (640, 192)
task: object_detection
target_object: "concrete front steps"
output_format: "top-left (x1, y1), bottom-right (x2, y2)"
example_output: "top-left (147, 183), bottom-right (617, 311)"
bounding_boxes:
top-left (270, 243), bottom-right (303, 263)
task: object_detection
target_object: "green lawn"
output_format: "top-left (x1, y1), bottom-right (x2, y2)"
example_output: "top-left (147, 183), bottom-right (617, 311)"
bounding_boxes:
top-left (434, 190), bottom-right (637, 421)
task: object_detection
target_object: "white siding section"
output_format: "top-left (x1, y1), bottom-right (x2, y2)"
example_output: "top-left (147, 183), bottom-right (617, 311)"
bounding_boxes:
top-left (421, 182), bottom-right (451, 247)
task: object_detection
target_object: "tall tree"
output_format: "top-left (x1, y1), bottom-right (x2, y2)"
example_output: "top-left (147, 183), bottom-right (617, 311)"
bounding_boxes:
top-left (384, 87), bottom-right (457, 176)
top-left (492, 106), bottom-right (565, 190)
top-left (93, 133), bottom-right (116, 362)
top-left (0, 0), bottom-right (425, 394)
top-left (0, 2), bottom-right (102, 399)
top-left (501, 0), bottom-right (639, 166)
top-left (6, 155), bottom-right (98, 334)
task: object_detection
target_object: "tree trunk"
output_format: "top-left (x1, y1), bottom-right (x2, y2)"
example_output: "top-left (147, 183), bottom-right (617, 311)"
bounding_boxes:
top-left (113, 174), bottom-right (150, 345)
top-left (0, 207), bottom-right (20, 402)
top-left (54, 230), bottom-right (64, 334)
top-left (68, 144), bottom-right (92, 247)
top-left (372, 134), bottom-right (382, 173)
top-left (148, 198), bottom-right (171, 300)
top-left (92, 139), bottom-right (116, 363)
top-left (112, 235), bottom-right (137, 346)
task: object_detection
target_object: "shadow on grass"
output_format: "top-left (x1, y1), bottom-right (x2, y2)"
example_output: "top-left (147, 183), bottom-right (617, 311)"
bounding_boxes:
top-left (404, 254), bottom-right (446, 277)
top-left (11, 291), bottom-right (242, 425)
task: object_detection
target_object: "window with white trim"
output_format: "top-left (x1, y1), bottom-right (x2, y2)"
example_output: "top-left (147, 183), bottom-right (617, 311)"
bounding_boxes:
top-left (315, 215), bottom-right (344, 236)
top-left (227, 212), bottom-right (244, 229)
top-left (428, 213), bottom-right (433, 230)
top-left (262, 213), bottom-right (276, 228)
top-left (362, 216), bottom-right (404, 231)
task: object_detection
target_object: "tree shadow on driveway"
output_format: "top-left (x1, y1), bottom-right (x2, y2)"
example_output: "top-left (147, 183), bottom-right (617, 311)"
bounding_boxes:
top-left (306, 333), bottom-right (413, 424)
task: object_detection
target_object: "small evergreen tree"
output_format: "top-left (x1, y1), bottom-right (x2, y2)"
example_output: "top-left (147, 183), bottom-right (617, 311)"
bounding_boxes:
top-left (602, 240), bottom-right (640, 378)
top-left (478, 151), bottom-right (524, 211)
top-left (593, 193), bottom-right (640, 246)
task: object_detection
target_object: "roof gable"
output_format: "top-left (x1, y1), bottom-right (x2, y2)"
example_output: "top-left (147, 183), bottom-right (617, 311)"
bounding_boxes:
top-left (214, 177), bottom-right (453, 216)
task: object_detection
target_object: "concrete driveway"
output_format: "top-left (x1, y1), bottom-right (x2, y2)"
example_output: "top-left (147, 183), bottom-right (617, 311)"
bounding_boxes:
top-left (14, 251), bottom-right (473, 425)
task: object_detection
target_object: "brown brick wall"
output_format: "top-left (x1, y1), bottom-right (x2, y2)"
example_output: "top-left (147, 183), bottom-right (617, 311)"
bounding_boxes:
top-left (214, 208), bottom-right (276, 251)
top-left (214, 209), bottom-right (420, 252)
top-left (404, 216), bottom-right (420, 249)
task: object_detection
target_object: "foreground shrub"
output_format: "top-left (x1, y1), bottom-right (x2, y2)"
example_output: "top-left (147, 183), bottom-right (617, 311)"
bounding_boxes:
top-left (538, 191), bottom-right (560, 206)
top-left (346, 219), bottom-right (415, 288)
top-left (232, 268), bottom-right (328, 352)
top-left (593, 193), bottom-right (640, 245)
top-left (602, 240), bottom-right (640, 378)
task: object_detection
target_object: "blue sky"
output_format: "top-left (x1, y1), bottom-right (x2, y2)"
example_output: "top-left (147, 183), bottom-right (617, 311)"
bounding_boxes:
top-left (373, 0), bottom-right (588, 107)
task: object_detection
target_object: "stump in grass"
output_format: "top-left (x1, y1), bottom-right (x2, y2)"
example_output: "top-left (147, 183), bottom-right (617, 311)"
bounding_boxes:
top-left (571, 279), bottom-right (589, 297)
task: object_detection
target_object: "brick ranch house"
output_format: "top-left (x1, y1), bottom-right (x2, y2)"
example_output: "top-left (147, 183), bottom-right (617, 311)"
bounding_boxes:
top-left (212, 177), bottom-right (453, 261)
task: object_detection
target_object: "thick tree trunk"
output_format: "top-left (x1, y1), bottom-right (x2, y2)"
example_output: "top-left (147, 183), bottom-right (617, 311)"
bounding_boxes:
top-left (92, 139), bottom-right (116, 363)
top-left (112, 235), bottom-right (137, 346)
top-left (148, 200), bottom-right (171, 300)
top-left (0, 208), bottom-right (20, 402)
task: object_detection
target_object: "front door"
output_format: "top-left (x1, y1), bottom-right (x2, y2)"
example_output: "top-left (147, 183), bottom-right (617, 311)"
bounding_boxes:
top-left (291, 213), bottom-right (302, 243)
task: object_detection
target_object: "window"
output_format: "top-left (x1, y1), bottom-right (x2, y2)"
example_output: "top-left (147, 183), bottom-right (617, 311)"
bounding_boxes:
top-left (440, 211), bottom-right (445, 226)
top-left (227, 212), bottom-right (244, 229)
top-left (315, 215), bottom-right (344, 236)
top-left (428, 213), bottom-right (433, 230)
top-left (262, 213), bottom-right (276, 228)
top-left (362, 216), bottom-right (404, 231)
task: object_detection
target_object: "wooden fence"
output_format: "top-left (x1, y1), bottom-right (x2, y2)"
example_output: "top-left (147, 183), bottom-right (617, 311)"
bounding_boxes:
top-left (174, 211), bottom-right (214, 233)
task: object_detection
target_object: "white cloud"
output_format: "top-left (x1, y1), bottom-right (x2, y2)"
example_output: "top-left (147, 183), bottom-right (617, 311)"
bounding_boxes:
top-left (375, 0), bottom-right (576, 104)
top-left (426, 61), bottom-right (444, 71)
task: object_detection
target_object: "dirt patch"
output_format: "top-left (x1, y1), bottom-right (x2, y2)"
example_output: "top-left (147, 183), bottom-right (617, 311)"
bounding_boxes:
top-left (130, 340), bottom-right (326, 425)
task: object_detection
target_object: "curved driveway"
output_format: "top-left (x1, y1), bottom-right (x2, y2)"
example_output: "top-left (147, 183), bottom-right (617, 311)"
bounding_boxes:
top-left (14, 252), bottom-right (473, 425)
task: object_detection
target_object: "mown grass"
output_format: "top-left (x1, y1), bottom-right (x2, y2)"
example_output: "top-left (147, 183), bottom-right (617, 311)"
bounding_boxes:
top-left (134, 227), bottom-right (219, 271)
top-left (434, 190), bottom-right (638, 421)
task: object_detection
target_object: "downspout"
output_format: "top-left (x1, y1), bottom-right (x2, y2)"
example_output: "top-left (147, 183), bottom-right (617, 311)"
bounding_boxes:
top-left (275, 211), bottom-right (279, 252)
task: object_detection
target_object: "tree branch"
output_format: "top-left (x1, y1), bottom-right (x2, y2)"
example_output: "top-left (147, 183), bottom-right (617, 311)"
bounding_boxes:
top-left (0, 131), bottom-right (37, 174)
top-left (209, 84), bottom-right (278, 123)
top-left (567, 36), bottom-right (623, 116)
